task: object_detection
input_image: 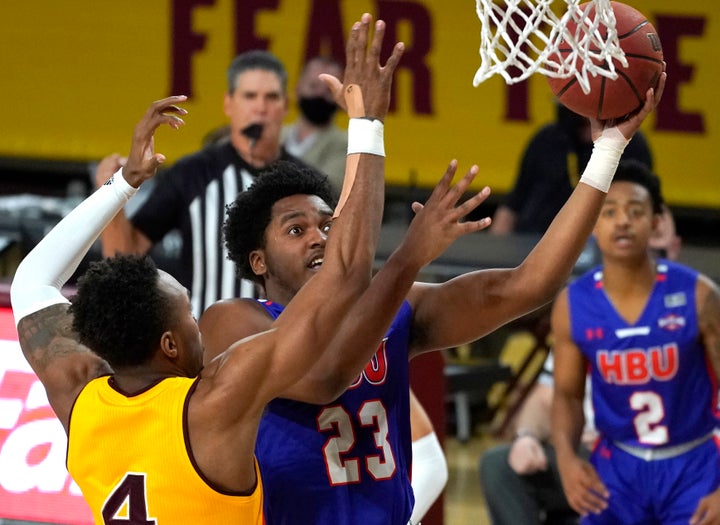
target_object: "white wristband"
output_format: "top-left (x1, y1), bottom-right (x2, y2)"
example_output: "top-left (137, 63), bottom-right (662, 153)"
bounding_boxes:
top-left (579, 128), bottom-right (629, 193)
top-left (347, 118), bottom-right (385, 157)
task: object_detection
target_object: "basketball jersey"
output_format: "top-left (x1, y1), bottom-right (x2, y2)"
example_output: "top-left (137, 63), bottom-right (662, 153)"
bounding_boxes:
top-left (255, 300), bottom-right (415, 525)
top-left (68, 376), bottom-right (264, 524)
top-left (568, 260), bottom-right (718, 448)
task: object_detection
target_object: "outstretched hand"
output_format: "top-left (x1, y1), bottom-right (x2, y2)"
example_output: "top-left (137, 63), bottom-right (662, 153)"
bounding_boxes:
top-left (399, 160), bottom-right (492, 267)
top-left (122, 95), bottom-right (188, 188)
top-left (590, 69), bottom-right (666, 142)
top-left (320, 13), bottom-right (404, 120)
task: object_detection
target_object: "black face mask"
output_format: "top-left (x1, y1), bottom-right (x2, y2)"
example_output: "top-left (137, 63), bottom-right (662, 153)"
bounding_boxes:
top-left (298, 96), bottom-right (338, 126)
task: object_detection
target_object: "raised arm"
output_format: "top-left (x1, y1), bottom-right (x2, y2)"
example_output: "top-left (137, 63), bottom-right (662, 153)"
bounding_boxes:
top-left (280, 161), bottom-right (493, 401)
top-left (10, 96), bottom-right (187, 430)
top-left (94, 153), bottom-right (155, 256)
top-left (550, 290), bottom-right (608, 517)
top-left (406, 73), bottom-right (667, 356)
top-left (202, 14), bottom-right (404, 409)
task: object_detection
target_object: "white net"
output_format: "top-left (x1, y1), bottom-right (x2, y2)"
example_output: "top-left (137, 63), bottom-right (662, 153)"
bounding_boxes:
top-left (473, 0), bottom-right (628, 93)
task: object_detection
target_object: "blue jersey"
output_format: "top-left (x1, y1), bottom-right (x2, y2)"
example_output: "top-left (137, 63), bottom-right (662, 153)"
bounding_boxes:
top-left (568, 260), bottom-right (718, 448)
top-left (255, 299), bottom-right (414, 525)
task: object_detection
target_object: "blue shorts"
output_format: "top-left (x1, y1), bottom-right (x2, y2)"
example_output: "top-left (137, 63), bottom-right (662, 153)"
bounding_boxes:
top-left (582, 436), bottom-right (720, 525)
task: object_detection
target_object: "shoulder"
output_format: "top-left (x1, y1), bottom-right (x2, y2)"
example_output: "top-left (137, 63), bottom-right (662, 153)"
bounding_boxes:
top-left (569, 267), bottom-right (601, 291)
top-left (696, 273), bottom-right (720, 308)
top-left (200, 298), bottom-right (274, 363)
top-left (200, 298), bottom-right (270, 333)
top-left (695, 273), bottom-right (720, 348)
top-left (663, 259), bottom-right (698, 278)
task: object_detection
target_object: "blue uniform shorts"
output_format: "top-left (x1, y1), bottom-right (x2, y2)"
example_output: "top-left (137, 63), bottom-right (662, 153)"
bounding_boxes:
top-left (583, 436), bottom-right (720, 525)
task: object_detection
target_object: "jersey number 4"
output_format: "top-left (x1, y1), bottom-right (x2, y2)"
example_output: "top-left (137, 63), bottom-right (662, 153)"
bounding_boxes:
top-left (102, 473), bottom-right (157, 524)
top-left (318, 400), bottom-right (397, 485)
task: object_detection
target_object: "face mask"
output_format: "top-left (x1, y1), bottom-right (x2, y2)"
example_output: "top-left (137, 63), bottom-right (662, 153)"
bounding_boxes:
top-left (298, 96), bottom-right (338, 126)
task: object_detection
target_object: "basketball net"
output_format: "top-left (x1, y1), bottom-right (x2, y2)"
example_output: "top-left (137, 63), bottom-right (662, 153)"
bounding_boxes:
top-left (473, 0), bottom-right (628, 93)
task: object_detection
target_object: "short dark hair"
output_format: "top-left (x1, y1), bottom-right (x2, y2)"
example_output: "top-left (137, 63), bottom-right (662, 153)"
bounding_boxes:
top-left (224, 161), bottom-right (336, 285)
top-left (227, 50), bottom-right (288, 94)
top-left (612, 159), bottom-right (664, 215)
top-left (69, 255), bottom-right (173, 367)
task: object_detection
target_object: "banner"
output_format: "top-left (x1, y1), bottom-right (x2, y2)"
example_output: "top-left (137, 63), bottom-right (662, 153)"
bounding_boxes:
top-left (0, 308), bottom-right (92, 524)
top-left (0, 0), bottom-right (717, 207)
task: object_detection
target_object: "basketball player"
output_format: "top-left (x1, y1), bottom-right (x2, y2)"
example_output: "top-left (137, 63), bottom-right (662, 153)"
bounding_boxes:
top-left (551, 160), bottom-right (720, 524)
top-left (200, 73), bottom-right (667, 524)
top-left (9, 15), bottom-right (459, 523)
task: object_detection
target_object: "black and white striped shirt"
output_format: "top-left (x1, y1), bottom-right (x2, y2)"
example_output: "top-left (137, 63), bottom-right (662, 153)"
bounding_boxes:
top-left (131, 141), bottom-right (313, 318)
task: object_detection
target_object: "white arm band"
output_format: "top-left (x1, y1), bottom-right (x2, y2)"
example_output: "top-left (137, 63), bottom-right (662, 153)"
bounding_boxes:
top-left (10, 169), bottom-right (137, 325)
top-left (578, 127), bottom-right (629, 193)
top-left (410, 432), bottom-right (448, 524)
top-left (347, 118), bottom-right (385, 157)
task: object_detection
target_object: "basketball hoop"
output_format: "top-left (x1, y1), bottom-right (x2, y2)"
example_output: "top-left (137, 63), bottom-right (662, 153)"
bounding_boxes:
top-left (473, 0), bottom-right (628, 94)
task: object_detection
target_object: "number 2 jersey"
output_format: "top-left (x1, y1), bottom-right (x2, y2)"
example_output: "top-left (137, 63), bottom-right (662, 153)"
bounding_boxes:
top-left (255, 299), bottom-right (415, 525)
top-left (568, 260), bottom-right (718, 448)
top-left (67, 376), bottom-right (265, 524)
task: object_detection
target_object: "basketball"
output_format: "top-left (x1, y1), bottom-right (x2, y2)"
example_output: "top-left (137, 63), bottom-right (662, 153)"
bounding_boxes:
top-left (546, 1), bottom-right (664, 120)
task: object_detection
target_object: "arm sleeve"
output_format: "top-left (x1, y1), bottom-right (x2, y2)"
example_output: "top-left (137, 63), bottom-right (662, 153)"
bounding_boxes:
top-left (11, 172), bottom-right (137, 324)
top-left (410, 431), bottom-right (448, 524)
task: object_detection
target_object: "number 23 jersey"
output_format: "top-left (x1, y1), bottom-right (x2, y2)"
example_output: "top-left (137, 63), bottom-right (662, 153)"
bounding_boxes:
top-left (255, 299), bottom-right (414, 525)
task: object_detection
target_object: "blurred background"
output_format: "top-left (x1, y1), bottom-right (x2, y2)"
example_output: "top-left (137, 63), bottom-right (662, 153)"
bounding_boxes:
top-left (0, 1), bottom-right (717, 524)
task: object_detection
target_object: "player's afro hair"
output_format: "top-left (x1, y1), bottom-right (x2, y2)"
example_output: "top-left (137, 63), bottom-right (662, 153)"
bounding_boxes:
top-left (224, 160), bottom-right (336, 286)
top-left (69, 255), bottom-right (173, 367)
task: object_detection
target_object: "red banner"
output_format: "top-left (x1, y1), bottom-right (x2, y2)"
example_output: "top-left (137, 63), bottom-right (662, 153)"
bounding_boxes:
top-left (0, 308), bottom-right (93, 525)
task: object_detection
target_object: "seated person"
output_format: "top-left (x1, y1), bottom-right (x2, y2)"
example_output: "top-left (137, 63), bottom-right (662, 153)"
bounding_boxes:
top-left (479, 354), bottom-right (595, 525)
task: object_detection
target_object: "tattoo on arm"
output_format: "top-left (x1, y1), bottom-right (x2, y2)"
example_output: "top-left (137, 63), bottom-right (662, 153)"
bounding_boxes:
top-left (17, 304), bottom-right (92, 371)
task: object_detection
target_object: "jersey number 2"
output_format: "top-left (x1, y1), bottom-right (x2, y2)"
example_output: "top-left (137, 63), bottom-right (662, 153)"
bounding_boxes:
top-left (102, 473), bottom-right (157, 524)
top-left (630, 391), bottom-right (668, 445)
top-left (318, 400), bottom-right (397, 485)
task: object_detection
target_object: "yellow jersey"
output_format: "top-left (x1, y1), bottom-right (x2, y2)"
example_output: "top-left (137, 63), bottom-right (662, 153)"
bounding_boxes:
top-left (67, 376), bottom-right (264, 524)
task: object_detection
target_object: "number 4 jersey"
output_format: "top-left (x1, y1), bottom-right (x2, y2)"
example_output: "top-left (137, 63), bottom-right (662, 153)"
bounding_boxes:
top-left (255, 299), bottom-right (414, 525)
top-left (67, 376), bottom-right (265, 524)
top-left (568, 260), bottom-right (718, 448)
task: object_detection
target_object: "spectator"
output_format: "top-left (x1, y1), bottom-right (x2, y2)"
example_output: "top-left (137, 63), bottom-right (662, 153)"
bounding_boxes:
top-left (282, 55), bottom-right (348, 192)
top-left (490, 104), bottom-right (653, 235)
top-left (95, 50), bottom-right (321, 317)
top-left (479, 354), bottom-right (595, 525)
